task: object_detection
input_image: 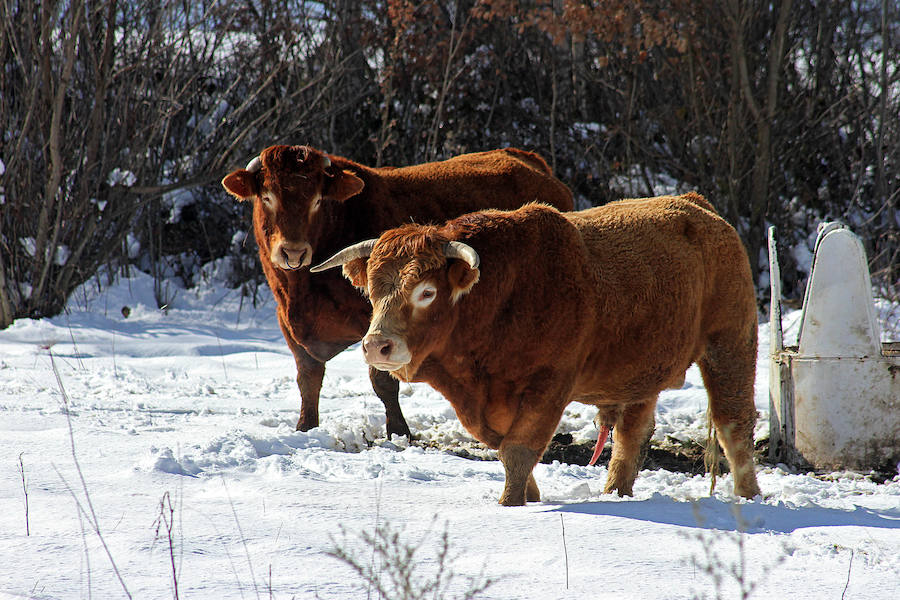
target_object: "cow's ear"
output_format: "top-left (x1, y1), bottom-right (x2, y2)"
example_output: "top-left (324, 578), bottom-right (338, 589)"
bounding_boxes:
top-left (324, 169), bottom-right (365, 202)
top-left (221, 170), bottom-right (257, 200)
top-left (447, 260), bottom-right (480, 304)
top-left (342, 257), bottom-right (369, 291)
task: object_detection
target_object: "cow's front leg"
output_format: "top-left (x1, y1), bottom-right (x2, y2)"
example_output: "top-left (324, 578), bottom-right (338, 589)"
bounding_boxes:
top-left (277, 317), bottom-right (327, 431)
top-left (604, 399), bottom-right (657, 496)
top-left (369, 366), bottom-right (411, 439)
top-left (292, 345), bottom-right (327, 432)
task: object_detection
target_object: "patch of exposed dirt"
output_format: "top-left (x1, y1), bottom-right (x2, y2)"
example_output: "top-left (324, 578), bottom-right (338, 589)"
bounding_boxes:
top-left (416, 432), bottom-right (732, 474)
top-left (541, 432), bottom-right (718, 475)
top-left (415, 432), bottom-right (898, 484)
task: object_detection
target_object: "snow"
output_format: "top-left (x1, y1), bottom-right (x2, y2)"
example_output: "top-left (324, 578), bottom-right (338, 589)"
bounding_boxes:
top-left (1, 271), bottom-right (898, 599)
top-left (107, 168), bottom-right (137, 188)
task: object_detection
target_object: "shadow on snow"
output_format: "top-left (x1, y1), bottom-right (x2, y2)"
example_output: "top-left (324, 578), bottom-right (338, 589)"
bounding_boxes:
top-left (548, 492), bottom-right (900, 534)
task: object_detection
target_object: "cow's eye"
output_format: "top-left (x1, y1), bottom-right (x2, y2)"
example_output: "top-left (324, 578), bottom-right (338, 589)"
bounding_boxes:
top-left (259, 193), bottom-right (276, 211)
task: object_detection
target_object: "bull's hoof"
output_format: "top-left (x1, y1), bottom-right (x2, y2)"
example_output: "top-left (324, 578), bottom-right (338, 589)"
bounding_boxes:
top-left (603, 483), bottom-right (634, 497)
top-left (734, 481), bottom-right (762, 500)
top-left (296, 417), bottom-right (318, 432)
top-left (498, 494), bottom-right (527, 507)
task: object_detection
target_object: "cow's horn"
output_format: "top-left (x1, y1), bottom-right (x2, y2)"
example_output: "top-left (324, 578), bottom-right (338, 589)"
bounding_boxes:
top-left (246, 156), bottom-right (262, 173)
top-left (309, 239), bottom-right (377, 272)
top-left (321, 154), bottom-right (331, 169)
top-left (444, 241), bottom-right (480, 270)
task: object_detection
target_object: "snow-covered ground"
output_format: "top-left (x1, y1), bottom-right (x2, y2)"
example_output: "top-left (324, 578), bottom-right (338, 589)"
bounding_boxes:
top-left (1, 271), bottom-right (898, 599)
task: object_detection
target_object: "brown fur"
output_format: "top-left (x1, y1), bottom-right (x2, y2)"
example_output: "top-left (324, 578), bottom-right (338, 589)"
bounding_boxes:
top-left (221, 145), bottom-right (573, 435)
top-left (355, 193), bottom-right (761, 504)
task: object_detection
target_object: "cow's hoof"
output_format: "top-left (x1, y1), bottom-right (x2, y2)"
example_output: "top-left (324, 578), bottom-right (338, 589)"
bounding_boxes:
top-left (386, 424), bottom-right (413, 440)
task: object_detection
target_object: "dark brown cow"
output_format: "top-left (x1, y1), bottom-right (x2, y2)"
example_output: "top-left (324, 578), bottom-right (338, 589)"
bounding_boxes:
top-left (221, 145), bottom-right (573, 437)
top-left (312, 194), bottom-right (762, 505)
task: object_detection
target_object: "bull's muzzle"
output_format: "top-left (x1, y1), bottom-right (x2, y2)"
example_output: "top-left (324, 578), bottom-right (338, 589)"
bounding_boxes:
top-left (363, 335), bottom-right (393, 361)
top-left (362, 332), bottom-right (411, 371)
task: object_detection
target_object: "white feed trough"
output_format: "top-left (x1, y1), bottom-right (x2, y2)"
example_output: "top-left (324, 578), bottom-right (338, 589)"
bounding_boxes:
top-left (768, 222), bottom-right (900, 471)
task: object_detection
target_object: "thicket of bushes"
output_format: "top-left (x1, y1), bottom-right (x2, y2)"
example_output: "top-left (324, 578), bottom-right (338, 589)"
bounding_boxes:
top-left (2, 0), bottom-right (897, 328)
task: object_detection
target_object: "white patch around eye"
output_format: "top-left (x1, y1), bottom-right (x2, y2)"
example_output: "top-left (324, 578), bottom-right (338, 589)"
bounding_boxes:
top-left (410, 280), bottom-right (437, 309)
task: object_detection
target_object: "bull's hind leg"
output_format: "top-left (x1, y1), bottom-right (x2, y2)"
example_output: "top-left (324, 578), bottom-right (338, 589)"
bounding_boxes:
top-left (369, 367), bottom-right (411, 439)
top-left (604, 400), bottom-right (656, 496)
top-left (698, 331), bottom-right (761, 499)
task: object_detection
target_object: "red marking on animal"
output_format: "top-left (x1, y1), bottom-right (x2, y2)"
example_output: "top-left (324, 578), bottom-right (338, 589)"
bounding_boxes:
top-left (221, 145), bottom-right (573, 436)
top-left (314, 193), bottom-right (762, 505)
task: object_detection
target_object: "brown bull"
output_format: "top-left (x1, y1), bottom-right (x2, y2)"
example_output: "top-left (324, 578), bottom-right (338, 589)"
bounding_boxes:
top-left (221, 145), bottom-right (573, 437)
top-left (312, 193), bottom-right (762, 505)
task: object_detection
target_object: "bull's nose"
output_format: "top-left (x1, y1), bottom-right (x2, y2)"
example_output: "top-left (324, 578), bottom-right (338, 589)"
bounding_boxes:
top-left (281, 246), bottom-right (308, 269)
top-left (362, 335), bottom-right (394, 361)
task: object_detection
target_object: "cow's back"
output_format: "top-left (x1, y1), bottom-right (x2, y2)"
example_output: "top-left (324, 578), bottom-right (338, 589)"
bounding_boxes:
top-left (367, 149), bottom-right (573, 219)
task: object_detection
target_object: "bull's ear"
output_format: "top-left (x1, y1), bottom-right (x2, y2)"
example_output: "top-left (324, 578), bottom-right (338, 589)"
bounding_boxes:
top-left (324, 169), bottom-right (364, 202)
top-left (447, 260), bottom-right (480, 304)
top-left (221, 170), bottom-right (257, 200)
top-left (342, 257), bottom-right (369, 291)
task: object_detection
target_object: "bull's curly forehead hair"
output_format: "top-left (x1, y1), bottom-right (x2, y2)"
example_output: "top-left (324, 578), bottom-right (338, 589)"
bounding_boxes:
top-left (260, 145), bottom-right (309, 169)
top-left (371, 224), bottom-right (451, 285)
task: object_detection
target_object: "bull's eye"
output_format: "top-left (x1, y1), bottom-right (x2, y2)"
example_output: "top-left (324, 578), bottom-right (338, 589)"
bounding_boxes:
top-left (411, 281), bottom-right (437, 309)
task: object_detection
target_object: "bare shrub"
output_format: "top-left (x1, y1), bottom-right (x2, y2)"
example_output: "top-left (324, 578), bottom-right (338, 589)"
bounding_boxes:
top-left (2, 1), bottom-right (895, 326)
top-left (329, 518), bottom-right (493, 600)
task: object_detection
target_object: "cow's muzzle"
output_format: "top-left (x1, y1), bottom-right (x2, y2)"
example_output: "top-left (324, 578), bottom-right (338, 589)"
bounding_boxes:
top-left (362, 333), bottom-right (412, 371)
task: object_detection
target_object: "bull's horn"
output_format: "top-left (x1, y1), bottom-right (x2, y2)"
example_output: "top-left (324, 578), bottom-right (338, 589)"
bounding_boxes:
top-left (444, 241), bottom-right (480, 269)
top-left (246, 156), bottom-right (262, 172)
top-left (310, 239), bottom-right (377, 272)
top-left (321, 154), bottom-right (331, 169)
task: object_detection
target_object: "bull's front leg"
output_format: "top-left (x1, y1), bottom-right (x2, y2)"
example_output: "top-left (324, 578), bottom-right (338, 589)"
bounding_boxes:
top-left (498, 444), bottom-right (541, 506)
top-left (604, 399), bottom-right (657, 496)
top-left (497, 401), bottom-right (566, 506)
top-left (369, 367), bottom-right (412, 439)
